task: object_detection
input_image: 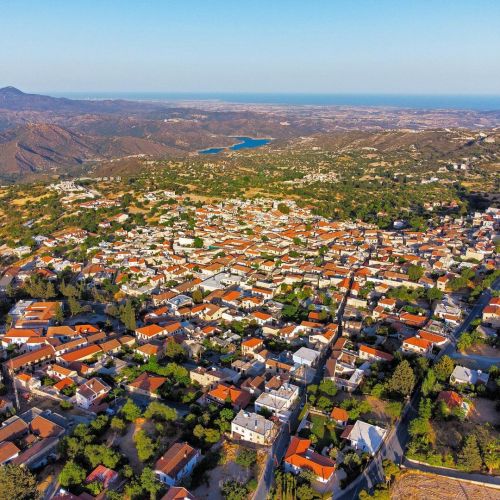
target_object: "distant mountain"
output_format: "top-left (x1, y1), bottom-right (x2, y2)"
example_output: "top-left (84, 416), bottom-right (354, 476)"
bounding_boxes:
top-left (0, 122), bottom-right (174, 177)
top-left (0, 86), bottom-right (498, 182)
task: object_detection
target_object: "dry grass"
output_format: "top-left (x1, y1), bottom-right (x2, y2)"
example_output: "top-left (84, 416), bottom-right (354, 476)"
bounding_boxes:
top-left (391, 471), bottom-right (500, 500)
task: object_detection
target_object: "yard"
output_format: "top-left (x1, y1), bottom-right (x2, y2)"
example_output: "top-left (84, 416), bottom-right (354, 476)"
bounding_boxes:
top-left (192, 442), bottom-right (264, 500)
top-left (391, 471), bottom-right (500, 500)
top-left (469, 397), bottom-right (499, 424)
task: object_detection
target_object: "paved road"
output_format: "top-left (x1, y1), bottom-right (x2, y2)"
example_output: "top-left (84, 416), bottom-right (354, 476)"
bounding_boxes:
top-left (403, 458), bottom-right (500, 487)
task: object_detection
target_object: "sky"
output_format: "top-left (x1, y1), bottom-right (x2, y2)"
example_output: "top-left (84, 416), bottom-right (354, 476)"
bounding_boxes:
top-left (2, 0), bottom-right (500, 94)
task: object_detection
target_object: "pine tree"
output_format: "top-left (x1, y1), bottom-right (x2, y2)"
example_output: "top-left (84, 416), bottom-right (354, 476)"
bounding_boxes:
top-left (457, 435), bottom-right (483, 472)
top-left (386, 360), bottom-right (415, 397)
top-left (120, 300), bottom-right (136, 331)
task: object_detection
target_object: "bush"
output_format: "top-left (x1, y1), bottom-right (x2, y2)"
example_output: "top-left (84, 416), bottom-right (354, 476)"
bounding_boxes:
top-left (59, 400), bottom-right (73, 411)
top-left (235, 448), bottom-right (256, 468)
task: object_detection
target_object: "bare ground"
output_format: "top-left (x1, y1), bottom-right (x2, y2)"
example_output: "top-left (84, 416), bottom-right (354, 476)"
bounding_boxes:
top-left (391, 471), bottom-right (500, 500)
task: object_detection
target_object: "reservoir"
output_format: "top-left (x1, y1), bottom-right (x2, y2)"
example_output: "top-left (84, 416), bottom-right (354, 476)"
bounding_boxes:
top-left (199, 136), bottom-right (271, 154)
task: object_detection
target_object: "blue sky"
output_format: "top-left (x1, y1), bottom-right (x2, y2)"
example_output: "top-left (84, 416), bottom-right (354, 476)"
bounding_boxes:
top-left (2, 0), bottom-right (500, 94)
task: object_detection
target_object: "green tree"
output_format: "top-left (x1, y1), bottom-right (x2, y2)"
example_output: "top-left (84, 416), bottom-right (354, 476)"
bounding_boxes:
top-left (84, 444), bottom-right (121, 469)
top-left (111, 416), bottom-right (127, 434)
top-left (68, 296), bottom-right (83, 316)
top-left (193, 237), bottom-right (204, 248)
top-left (457, 435), bottom-right (482, 472)
top-left (408, 265), bottom-right (424, 282)
top-left (165, 339), bottom-right (186, 361)
top-left (426, 287), bottom-right (443, 302)
top-left (59, 460), bottom-right (87, 488)
top-left (0, 464), bottom-right (40, 500)
top-left (319, 379), bottom-right (338, 396)
top-left (386, 360), bottom-right (415, 397)
top-left (421, 369), bottom-right (437, 396)
top-left (134, 430), bottom-right (156, 462)
top-left (385, 401), bottom-right (402, 423)
top-left (140, 467), bottom-right (162, 499)
top-left (121, 398), bottom-right (142, 422)
top-left (434, 355), bottom-right (454, 382)
top-left (192, 288), bottom-right (203, 303)
top-left (120, 300), bottom-right (137, 331)
top-left (144, 401), bottom-right (177, 421)
top-left (235, 448), bottom-right (257, 468)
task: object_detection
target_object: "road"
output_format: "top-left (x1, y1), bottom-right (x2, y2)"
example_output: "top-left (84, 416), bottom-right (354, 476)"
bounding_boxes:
top-left (338, 278), bottom-right (499, 499)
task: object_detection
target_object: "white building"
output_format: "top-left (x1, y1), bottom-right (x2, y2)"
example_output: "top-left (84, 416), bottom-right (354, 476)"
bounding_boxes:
top-left (292, 347), bottom-right (320, 367)
top-left (254, 383), bottom-right (299, 422)
top-left (231, 410), bottom-right (276, 445)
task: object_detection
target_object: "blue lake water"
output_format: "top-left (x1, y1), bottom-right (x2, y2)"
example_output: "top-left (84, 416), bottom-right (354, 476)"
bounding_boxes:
top-left (199, 136), bottom-right (271, 154)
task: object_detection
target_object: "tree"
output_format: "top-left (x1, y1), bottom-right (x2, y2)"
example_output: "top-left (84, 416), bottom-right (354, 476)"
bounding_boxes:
top-left (235, 448), bottom-right (257, 468)
top-left (483, 441), bottom-right (500, 474)
top-left (134, 430), bottom-right (156, 461)
top-left (382, 459), bottom-right (400, 483)
top-left (68, 295), bottom-right (83, 316)
top-left (144, 401), bottom-right (177, 421)
top-left (54, 302), bottom-right (64, 323)
top-left (111, 416), bottom-right (127, 434)
top-left (59, 460), bottom-right (87, 488)
top-left (0, 464), bottom-right (40, 500)
top-left (221, 481), bottom-right (248, 500)
top-left (193, 237), bottom-right (204, 248)
top-left (421, 369), bottom-right (437, 397)
top-left (386, 360), bottom-right (415, 397)
top-left (457, 435), bottom-right (483, 472)
top-left (84, 444), bottom-right (121, 469)
top-left (408, 265), bottom-right (424, 282)
top-left (120, 300), bottom-right (137, 331)
top-left (385, 401), bottom-right (402, 423)
top-left (319, 379), bottom-right (337, 397)
top-left (140, 467), bottom-right (162, 499)
top-left (277, 203), bottom-right (290, 214)
top-left (192, 288), bottom-right (203, 303)
top-left (434, 355), bottom-right (454, 382)
top-left (165, 338), bottom-right (186, 361)
top-left (426, 287), bottom-right (443, 302)
top-left (121, 398), bottom-right (142, 422)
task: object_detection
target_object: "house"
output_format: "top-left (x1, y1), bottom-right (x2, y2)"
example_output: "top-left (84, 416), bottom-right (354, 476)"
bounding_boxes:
top-left (401, 336), bottom-right (432, 356)
top-left (450, 366), bottom-right (489, 386)
top-left (330, 407), bottom-right (349, 427)
top-left (85, 465), bottom-right (119, 489)
top-left (437, 390), bottom-right (471, 415)
top-left (207, 384), bottom-right (251, 410)
top-left (4, 345), bottom-right (55, 375)
top-left (231, 410), bottom-right (276, 445)
top-left (189, 367), bottom-right (229, 389)
top-left (482, 298), bottom-right (500, 328)
top-left (241, 337), bottom-right (264, 358)
top-left (127, 372), bottom-right (167, 398)
top-left (254, 383), bottom-right (299, 422)
top-left (341, 420), bottom-right (387, 455)
top-left (161, 487), bottom-right (198, 500)
top-left (358, 345), bottom-right (394, 363)
top-left (0, 441), bottom-right (21, 465)
top-left (154, 442), bottom-right (201, 486)
top-left (135, 324), bottom-right (169, 342)
top-left (76, 377), bottom-right (111, 409)
top-left (284, 436), bottom-right (336, 483)
top-left (292, 347), bottom-right (320, 367)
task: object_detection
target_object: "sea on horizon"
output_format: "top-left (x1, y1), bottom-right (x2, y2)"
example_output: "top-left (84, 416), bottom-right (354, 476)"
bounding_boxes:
top-left (48, 92), bottom-right (500, 111)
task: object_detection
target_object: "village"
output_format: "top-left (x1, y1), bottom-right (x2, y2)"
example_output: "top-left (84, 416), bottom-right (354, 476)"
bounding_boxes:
top-left (0, 188), bottom-right (498, 500)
